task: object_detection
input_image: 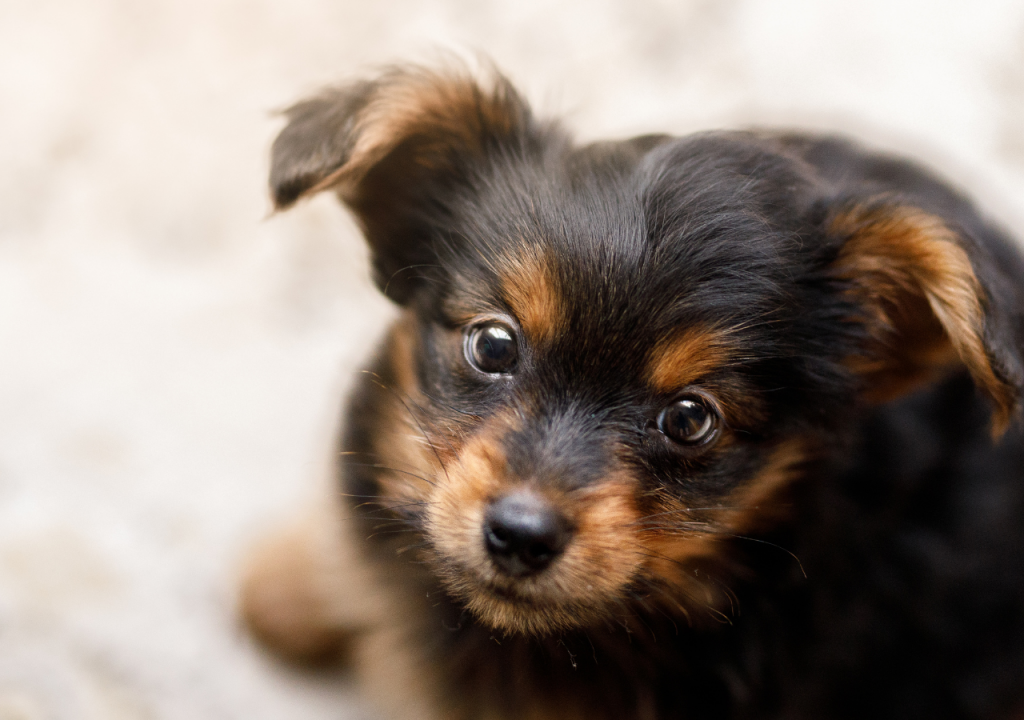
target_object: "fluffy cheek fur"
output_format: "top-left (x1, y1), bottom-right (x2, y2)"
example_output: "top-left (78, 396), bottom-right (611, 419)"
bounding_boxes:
top-left (640, 440), bottom-right (809, 615)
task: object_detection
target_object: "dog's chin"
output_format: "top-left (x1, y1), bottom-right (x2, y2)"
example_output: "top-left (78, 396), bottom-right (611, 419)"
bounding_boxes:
top-left (444, 573), bottom-right (616, 636)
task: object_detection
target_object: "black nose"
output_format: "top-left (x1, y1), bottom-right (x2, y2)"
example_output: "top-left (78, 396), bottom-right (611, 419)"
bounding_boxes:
top-left (483, 492), bottom-right (572, 577)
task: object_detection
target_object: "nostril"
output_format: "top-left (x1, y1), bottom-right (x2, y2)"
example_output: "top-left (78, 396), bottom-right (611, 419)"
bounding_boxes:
top-left (524, 541), bottom-right (554, 564)
top-left (483, 491), bottom-right (572, 576)
top-left (484, 524), bottom-right (511, 551)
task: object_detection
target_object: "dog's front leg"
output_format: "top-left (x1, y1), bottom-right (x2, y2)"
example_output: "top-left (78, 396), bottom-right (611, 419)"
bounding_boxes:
top-left (239, 503), bottom-right (380, 665)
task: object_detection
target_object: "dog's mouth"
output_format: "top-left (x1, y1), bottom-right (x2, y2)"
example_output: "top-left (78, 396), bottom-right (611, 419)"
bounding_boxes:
top-left (424, 519), bottom-right (643, 636)
top-left (442, 562), bottom-right (619, 635)
top-left (475, 577), bottom-right (530, 602)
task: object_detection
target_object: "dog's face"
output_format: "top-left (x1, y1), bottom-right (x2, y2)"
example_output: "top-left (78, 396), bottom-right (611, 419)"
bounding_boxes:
top-left (270, 66), bottom-right (1022, 635)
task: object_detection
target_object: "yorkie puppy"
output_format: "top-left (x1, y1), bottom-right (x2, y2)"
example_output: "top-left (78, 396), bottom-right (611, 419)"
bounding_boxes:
top-left (242, 63), bottom-right (1024, 720)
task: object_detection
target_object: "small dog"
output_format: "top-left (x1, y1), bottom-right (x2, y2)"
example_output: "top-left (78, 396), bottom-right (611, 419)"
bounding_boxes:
top-left (242, 63), bottom-right (1024, 720)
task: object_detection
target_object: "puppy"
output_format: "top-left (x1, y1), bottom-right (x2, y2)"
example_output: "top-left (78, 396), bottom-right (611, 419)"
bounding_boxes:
top-left (242, 63), bottom-right (1024, 720)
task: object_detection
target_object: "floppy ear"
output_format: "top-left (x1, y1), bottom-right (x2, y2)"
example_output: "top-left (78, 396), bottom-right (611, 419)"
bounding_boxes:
top-left (828, 199), bottom-right (1024, 436)
top-left (269, 65), bottom-right (549, 303)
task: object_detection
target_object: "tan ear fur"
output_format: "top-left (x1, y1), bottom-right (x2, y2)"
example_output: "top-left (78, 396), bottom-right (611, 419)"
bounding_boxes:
top-left (271, 64), bottom-right (531, 210)
top-left (830, 202), bottom-right (1015, 435)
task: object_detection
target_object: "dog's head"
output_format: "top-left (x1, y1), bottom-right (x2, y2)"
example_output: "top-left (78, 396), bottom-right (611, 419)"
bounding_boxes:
top-left (270, 64), bottom-right (1024, 635)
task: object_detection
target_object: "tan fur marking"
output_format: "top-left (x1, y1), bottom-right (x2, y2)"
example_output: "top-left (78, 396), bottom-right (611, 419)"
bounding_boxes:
top-left (567, 475), bottom-right (645, 597)
top-left (643, 440), bottom-right (808, 608)
top-left (388, 310), bottom-right (421, 397)
top-left (307, 67), bottom-right (522, 199)
top-left (499, 247), bottom-right (561, 344)
top-left (719, 438), bottom-right (809, 533)
top-left (367, 316), bottom-right (449, 510)
top-left (831, 204), bottom-right (1012, 435)
top-left (647, 326), bottom-right (736, 393)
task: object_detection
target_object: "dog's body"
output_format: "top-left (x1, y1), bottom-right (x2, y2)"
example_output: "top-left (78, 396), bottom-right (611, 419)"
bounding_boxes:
top-left (242, 65), bottom-right (1024, 720)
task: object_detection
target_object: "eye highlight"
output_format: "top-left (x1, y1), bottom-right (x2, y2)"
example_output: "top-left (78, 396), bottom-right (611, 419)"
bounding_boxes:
top-left (657, 394), bottom-right (719, 446)
top-left (465, 323), bottom-right (519, 375)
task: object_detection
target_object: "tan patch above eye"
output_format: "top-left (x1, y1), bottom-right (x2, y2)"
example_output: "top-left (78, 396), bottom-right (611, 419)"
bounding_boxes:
top-left (499, 247), bottom-right (562, 345)
top-left (646, 326), bottom-right (736, 393)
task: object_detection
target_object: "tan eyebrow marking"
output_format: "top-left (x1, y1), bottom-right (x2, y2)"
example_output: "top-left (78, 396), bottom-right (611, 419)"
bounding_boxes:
top-left (499, 246), bottom-right (561, 345)
top-left (646, 326), bottom-right (736, 393)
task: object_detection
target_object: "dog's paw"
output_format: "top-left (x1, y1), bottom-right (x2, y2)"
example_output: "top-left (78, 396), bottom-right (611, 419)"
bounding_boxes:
top-left (239, 511), bottom-right (370, 665)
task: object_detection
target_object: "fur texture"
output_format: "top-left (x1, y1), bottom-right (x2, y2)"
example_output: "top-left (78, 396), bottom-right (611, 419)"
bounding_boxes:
top-left (242, 62), bottom-right (1024, 720)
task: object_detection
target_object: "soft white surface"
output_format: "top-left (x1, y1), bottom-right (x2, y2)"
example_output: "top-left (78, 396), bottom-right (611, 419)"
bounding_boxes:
top-left (1, 1), bottom-right (1023, 718)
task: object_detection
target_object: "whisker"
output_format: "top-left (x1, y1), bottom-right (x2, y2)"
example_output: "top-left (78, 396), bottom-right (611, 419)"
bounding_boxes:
top-left (365, 527), bottom-right (422, 540)
top-left (396, 540), bottom-right (432, 555)
top-left (714, 533), bottom-right (807, 579)
top-left (419, 390), bottom-right (481, 418)
top-left (364, 371), bottom-right (455, 485)
top-left (338, 460), bottom-right (438, 487)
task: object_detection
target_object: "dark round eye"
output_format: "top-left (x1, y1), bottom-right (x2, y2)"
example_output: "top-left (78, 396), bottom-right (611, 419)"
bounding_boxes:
top-left (466, 323), bottom-right (518, 375)
top-left (657, 395), bottom-right (719, 446)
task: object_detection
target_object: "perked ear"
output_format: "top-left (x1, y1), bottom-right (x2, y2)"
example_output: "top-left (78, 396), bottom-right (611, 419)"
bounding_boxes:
top-left (829, 199), bottom-right (1023, 436)
top-left (269, 64), bottom-right (549, 303)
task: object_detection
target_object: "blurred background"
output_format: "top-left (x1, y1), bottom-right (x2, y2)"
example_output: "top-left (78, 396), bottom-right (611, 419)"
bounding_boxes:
top-left (1, 0), bottom-right (1023, 718)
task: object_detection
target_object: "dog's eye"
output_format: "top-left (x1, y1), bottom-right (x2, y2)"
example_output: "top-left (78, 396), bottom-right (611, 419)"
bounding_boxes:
top-left (466, 323), bottom-right (518, 375)
top-left (658, 395), bottom-right (719, 446)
